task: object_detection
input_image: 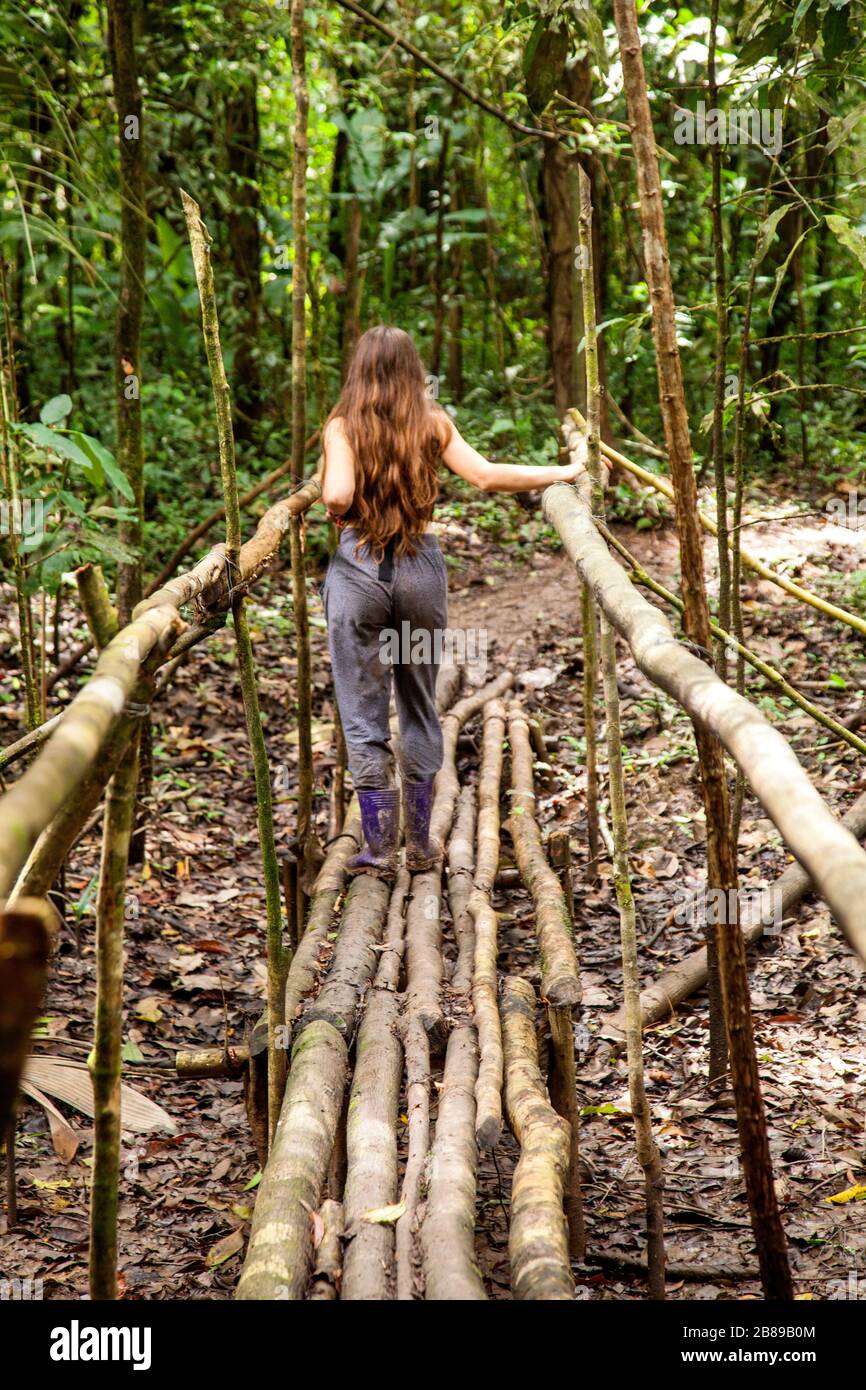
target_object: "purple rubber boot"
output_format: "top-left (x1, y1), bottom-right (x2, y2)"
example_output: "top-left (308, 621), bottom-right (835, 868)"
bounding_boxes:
top-left (348, 787), bottom-right (399, 880)
top-left (404, 778), bottom-right (442, 873)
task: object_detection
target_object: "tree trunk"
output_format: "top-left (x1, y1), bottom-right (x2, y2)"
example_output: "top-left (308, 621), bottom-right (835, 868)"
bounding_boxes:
top-left (106, 0), bottom-right (146, 624)
top-left (225, 70), bottom-right (262, 440)
top-left (612, 0), bottom-right (734, 1091)
top-left (290, 0), bottom-right (315, 904)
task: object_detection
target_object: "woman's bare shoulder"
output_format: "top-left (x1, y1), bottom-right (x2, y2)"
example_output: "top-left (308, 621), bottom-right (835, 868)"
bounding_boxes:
top-left (429, 403), bottom-right (455, 448)
top-left (324, 416), bottom-right (356, 458)
top-left (324, 414), bottom-right (348, 440)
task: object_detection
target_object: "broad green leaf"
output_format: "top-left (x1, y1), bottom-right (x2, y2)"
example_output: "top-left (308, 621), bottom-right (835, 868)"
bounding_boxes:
top-left (39, 393), bottom-right (73, 426)
top-left (768, 227), bottom-right (811, 317)
top-left (822, 4), bottom-right (851, 60)
top-left (70, 432), bottom-right (134, 502)
top-left (754, 204), bottom-right (795, 267)
top-left (825, 102), bottom-right (866, 157)
top-left (736, 19), bottom-right (792, 66)
top-left (826, 215), bottom-right (866, 277)
top-left (18, 422), bottom-right (96, 473)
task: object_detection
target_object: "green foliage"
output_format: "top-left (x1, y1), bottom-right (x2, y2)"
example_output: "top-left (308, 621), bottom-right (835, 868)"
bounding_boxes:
top-left (0, 0), bottom-right (865, 610)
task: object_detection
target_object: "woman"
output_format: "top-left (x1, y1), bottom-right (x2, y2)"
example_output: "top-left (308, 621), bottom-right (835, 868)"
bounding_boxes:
top-left (320, 325), bottom-right (596, 880)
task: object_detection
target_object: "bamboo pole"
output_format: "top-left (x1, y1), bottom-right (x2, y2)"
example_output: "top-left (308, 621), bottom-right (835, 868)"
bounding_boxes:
top-left (395, 1013), bottom-right (430, 1299)
top-left (0, 265), bottom-right (40, 731)
top-left (599, 614), bottom-right (666, 1295)
top-left (2, 476), bottom-right (322, 902)
top-left (543, 478), bottom-right (866, 966)
top-left (75, 565), bottom-right (119, 650)
top-left (106, 0), bottom-right (146, 624)
top-left (288, 0), bottom-right (315, 918)
top-left (707, 0), bottom-right (732, 674)
top-left (88, 725), bottom-right (141, 1299)
top-left (182, 188), bottom-right (288, 1145)
top-left (581, 584), bottom-right (601, 882)
top-left (570, 408), bottom-right (866, 642)
top-left (446, 783), bottom-right (476, 997)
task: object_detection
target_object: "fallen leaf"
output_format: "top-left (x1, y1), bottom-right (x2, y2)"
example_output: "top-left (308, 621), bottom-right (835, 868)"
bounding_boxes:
top-left (361, 1200), bottom-right (406, 1225)
top-left (205, 1228), bottom-right (245, 1268)
top-left (827, 1183), bottom-right (866, 1205)
top-left (135, 997), bottom-right (163, 1023)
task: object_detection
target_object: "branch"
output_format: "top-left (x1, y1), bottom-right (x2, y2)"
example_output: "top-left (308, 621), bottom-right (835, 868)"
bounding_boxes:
top-left (332, 0), bottom-right (558, 143)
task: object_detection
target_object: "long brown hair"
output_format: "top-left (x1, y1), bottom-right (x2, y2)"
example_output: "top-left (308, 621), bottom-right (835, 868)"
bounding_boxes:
top-left (327, 326), bottom-right (449, 559)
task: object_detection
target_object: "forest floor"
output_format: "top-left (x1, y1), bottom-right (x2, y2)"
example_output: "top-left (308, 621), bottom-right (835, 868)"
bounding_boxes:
top-left (2, 476), bottom-right (866, 1301)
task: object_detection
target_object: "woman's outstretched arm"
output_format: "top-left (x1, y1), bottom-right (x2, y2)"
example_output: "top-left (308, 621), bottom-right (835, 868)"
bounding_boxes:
top-left (320, 417), bottom-right (356, 516)
top-left (440, 418), bottom-right (605, 493)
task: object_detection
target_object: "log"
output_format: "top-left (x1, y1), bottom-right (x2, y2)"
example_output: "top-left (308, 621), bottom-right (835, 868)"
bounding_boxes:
top-left (471, 697), bottom-right (507, 1148)
top-left (421, 1025), bottom-right (487, 1300)
top-left (507, 704), bottom-right (581, 1007)
top-left (474, 700), bottom-right (506, 898)
top-left (543, 480), bottom-right (866, 966)
top-left (174, 1046), bottom-right (249, 1078)
top-left (286, 802), bottom-right (362, 1023)
top-left (297, 874), bottom-right (391, 1044)
top-left (236, 1019), bottom-right (347, 1300)
top-left (406, 670), bottom-right (515, 1042)
top-left (435, 656), bottom-right (463, 718)
top-left (604, 788), bottom-right (866, 1037)
top-left (446, 784), bottom-right (476, 996)
top-left (568, 407), bottom-right (866, 642)
top-left (1, 477), bottom-right (322, 899)
top-left (546, 825), bottom-right (586, 1258)
top-left (501, 977), bottom-right (574, 1300)
top-left (395, 1013), bottom-right (429, 1301)
top-left (341, 869), bottom-right (408, 1301)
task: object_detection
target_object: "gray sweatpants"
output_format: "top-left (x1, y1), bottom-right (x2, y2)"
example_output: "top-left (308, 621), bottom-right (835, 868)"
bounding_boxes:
top-left (321, 528), bottom-right (448, 789)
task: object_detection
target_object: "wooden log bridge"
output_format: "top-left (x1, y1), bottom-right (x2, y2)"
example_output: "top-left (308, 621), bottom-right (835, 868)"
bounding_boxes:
top-left (235, 662), bottom-right (591, 1301)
